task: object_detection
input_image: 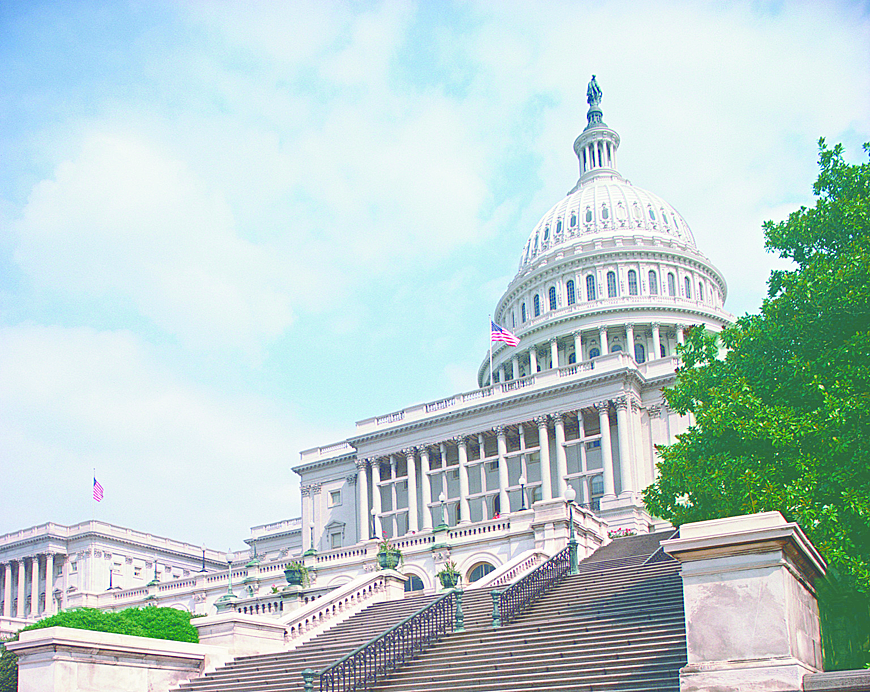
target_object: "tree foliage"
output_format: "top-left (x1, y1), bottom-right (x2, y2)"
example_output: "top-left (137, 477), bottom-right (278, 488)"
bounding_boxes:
top-left (643, 140), bottom-right (870, 669)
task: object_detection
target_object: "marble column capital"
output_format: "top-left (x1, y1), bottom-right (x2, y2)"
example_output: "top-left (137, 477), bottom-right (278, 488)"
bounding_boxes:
top-left (534, 415), bottom-right (549, 429)
top-left (647, 404), bottom-right (662, 418)
top-left (402, 447), bottom-right (416, 458)
top-left (614, 395), bottom-right (629, 411)
top-left (345, 474), bottom-right (358, 485)
top-left (594, 400), bottom-right (611, 413)
top-left (452, 434), bottom-right (468, 446)
top-left (494, 424), bottom-right (506, 438)
top-left (551, 411), bottom-right (565, 425)
top-left (355, 458), bottom-right (369, 471)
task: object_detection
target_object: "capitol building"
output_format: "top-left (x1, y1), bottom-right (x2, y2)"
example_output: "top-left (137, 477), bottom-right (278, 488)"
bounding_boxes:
top-left (1, 79), bottom-right (732, 635)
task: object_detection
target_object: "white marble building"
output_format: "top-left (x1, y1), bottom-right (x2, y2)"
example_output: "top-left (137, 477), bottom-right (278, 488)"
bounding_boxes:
top-left (0, 81), bottom-right (733, 630)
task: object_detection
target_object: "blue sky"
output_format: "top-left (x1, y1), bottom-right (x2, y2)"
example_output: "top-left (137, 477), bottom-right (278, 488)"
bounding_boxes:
top-left (2, 0), bottom-right (868, 550)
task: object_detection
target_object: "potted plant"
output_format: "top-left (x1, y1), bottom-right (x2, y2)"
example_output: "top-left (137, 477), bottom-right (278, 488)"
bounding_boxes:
top-left (284, 560), bottom-right (309, 587)
top-left (436, 560), bottom-right (460, 589)
top-left (376, 537), bottom-right (403, 570)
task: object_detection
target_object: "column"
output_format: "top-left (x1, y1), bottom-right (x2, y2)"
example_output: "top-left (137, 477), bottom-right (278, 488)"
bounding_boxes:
top-left (17, 559), bottom-right (25, 618)
top-left (652, 322), bottom-right (661, 360)
top-left (496, 426), bottom-right (509, 515)
top-left (439, 443), bottom-right (448, 508)
top-left (631, 398), bottom-right (647, 490)
top-left (599, 326), bottom-right (609, 354)
top-left (457, 436), bottom-right (470, 524)
top-left (553, 413), bottom-right (568, 496)
top-left (356, 459), bottom-right (369, 541)
top-left (511, 355), bottom-right (519, 380)
top-left (676, 324), bottom-right (685, 345)
top-left (499, 365), bottom-right (506, 383)
top-left (311, 483), bottom-right (322, 551)
top-left (2, 562), bottom-right (11, 617)
top-left (626, 323), bottom-right (635, 359)
top-left (371, 459), bottom-right (383, 537)
top-left (535, 417), bottom-right (553, 501)
top-left (420, 448), bottom-right (433, 531)
top-left (615, 397), bottom-right (635, 495)
top-left (390, 456), bottom-right (399, 537)
top-left (405, 448), bottom-right (418, 534)
top-left (529, 346), bottom-right (538, 374)
top-left (44, 553), bottom-right (55, 616)
top-left (478, 434), bottom-right (488, 519)
top-left (301, 485), bottom-right (313, 552)
top-left (30, 556), bottom-right (39, 617)
top-left (550, 338), bottom-right (559, 369)
top-left (596, 402), bottom-right (616, 499)
top-left (573, 331), bottom-right (582, 363)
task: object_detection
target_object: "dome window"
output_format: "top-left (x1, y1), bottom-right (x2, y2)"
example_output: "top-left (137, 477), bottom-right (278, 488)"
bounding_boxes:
top-left (548, 286), bottom-right (557, 311)
top-left (566, 280), bottom-right (576, 306)
top-left (667, 272), bottom-right (676, 297)
top-left (648, 207), bottom-right (656, 221)
top-left (648, 270), bottom-right (658, 295)
top-left (556, 219), bottom-right (563, 234)
top-left (606, 271), bottom-right (617, 298)
top-left (589, 347), bottom-right (600, 358)
top-left (684, 277), bottom-right (692, 299)
top-left (534, 232), bottom-right (540, 251)
top-left (585, 207), bottom-right (593, 223)
top-left (543, 225), bottom-right (550, 241)
top-left (533, 294), bottom-right (541, 317)
top-left (570, 213), bottom-right (577, 228)
top-left (698, 282), bottom-right (705, 302)
top-left (634, 343), bottom-right (646, 363)
top-left (601, 204), bottom-right (609, 220)
top-left (586, 275), bottom-right (597, 301)
top-left (632, 203), bottom-right (642, 220)
top-left (628, 270), bottom-right (638, 296)
top-left (521, 303), bottom-right (527, 323)
top-left (661, 209), bottom-right (669, 225)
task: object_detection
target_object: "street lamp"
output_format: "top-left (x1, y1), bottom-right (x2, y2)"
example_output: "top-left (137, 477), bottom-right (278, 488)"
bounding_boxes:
top-left (565, 482), bottom-right (579, 575)
top-left (435, 492), bottom-right (448, 532)
top-left (518, 475), bottom-right (527, 511)
top-left (304, 522), bottom-right (316, 556)
top-left (225, 551), bottom-right (234, 595)
top-left (199, 544), bottom-right (206, 573)
top-left (370, 507), bottom-right (378, 540)
top-left (215, 550), bottom-right (238, 612)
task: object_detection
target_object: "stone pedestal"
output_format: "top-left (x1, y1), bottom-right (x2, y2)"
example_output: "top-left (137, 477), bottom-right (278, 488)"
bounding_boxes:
top-left (194, 612), bottom-right (287, 658)
top-left (662, 511), bottom-right (826, 692)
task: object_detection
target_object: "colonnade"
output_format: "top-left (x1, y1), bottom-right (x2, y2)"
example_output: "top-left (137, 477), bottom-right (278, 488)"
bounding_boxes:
top-left (492, 322), bottom-right (685, 384)
top-left (344, 395), bottom-right (665, 544)
top-left (0, 553), bottom-right (58, 620)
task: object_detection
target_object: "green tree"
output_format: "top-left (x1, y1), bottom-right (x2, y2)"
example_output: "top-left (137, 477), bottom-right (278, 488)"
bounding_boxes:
top-left (643, 140), bottom-right (870, 670)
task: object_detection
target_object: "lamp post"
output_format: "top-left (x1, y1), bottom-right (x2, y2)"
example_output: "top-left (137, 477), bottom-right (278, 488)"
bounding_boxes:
top-left (518, 475), bottom-right (527, 511)
top-left (304, 522), bottom-right (316, 556)
top-left (565, 482), bottom-right (579, 575)
top-left (215, 550), bottom-right (238, 612)
top-left (199, 544), bottom-right (206, 572)
top-left (435, 492), bottom-right (448, 532)
top-left (370, 507), bottom-right (377, 540)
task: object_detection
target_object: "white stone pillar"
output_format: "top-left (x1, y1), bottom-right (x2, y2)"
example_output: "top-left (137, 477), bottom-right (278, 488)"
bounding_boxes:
top-left (405, 448), bottom-right (418, 534)
top-left (529, 346), bottom-right (538, 374)
top-left (371, 460), bottom-right (383, 537)
top-left (457, 436), bottom-right (470, 524)
top-left (599, 326), bottom-right (608, 354)
top-left (44, 553), bottom-right (55, 616)
top-left (535, 417), bottom-right (553, 501)
top-left (17, 559), bottom-right (25, 618)
top-left (2, 562), bottom-right (10, 617)
top-left (390, 456), bottom-right (399, 537)
top-left (676, 324), bottom-right (685, 345)
top-left (311, 483), bottom-right (322, 551)
top-left (550, 338), bottom-right (558, 369)
top-left (439, 443), bottom-right (448, 507)
top-left (553, 413), bottom-right (568, 496)
top-left (478, 434), bottom-right (488, 519)
top-left (29, 556), bottom-right (39, 617)
top-left (356, 459), bottom-right (369, 542)
top-left (626, 323), bottom-right (635, 359)
top-left (652, 322), bottom-right (661, 360)
top-left (631, 398), bottom-right (647, 490)
top-left (511, 355), bottom-right (519, 380)
top-left (420, 448), bottom-right (433, 531)
top-left (615, 397), bottom-right (634, 495)
top-left (573, 331), bottom-right (582, 363)
top-left (496, 426), bottom-right (509, 515)
top-left (300, 485), bottom-right (313, 552)
top-left (596, 402), bottom-right (616, 499)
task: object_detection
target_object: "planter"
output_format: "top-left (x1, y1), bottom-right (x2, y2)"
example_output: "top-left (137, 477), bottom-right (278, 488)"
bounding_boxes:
top-left (438, 572), bottom-right (459, 589)
top-left (377, 550), bottom-right (401, 571)
top-left (284, 566), bottom-right (306, 587)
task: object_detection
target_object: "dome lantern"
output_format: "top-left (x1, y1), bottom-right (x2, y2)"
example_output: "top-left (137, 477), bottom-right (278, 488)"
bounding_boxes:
top-left (571, 76), bottom-right (621, 190)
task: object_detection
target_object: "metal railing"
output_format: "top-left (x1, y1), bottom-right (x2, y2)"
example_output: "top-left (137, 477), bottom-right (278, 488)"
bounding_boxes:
top-left (304, 589), bottom-right (458, 692)
top-left (492, 544), bottom-right (571, 627)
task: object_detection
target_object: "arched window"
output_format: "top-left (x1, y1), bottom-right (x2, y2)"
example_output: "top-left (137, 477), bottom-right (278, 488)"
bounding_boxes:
top-left (492, 494), bottom-right (501, 516)
top-left (543, 225), bottom-right (550, 241)
top-left (589, 347), bottom-right (600, 358)
top-left (684, 277), bottom-right (692, 298)
top-left (570, 212), bottom-right (577, 228)
top-left (566, 280), bottom-right (575, 305)
top-left (611, 344), bottom-right (622, 353)
top-left (648, 270), bottom-right (658, 295)
top-left (521, 303), bottom-right (527, 322)
top-left (628, 270), bottom-right (638, 296)
top-left (548, 286), bottom-right (557, 311)
top-left (634, 342), bottom-right (646, 363)
top-left (606, 271), bottom-right (617, 298)
top-left (601, 204), bottom-right (609, 220)
top-left (404, 575), bottom-right (424, 592)
top-left (586, 275), bottom-right (597, 301)
top-left (660, 342), bottom-right (667, 358)
top-left (590, 475), bottom-right (604, 510)
top-left (667, 273), bottom-right (676, 297)
top-left (649, 207), bottom-right (656, 221)
top-left (698, 282), bottom-right (705, 302)
top-left (585, 207), bottom-right (593, 223)
top-left (568, 352), bottom-right (576, 364)
top-left (533, 294), bottom-right (541, 317)
top-left (556, 219), bottom-right (562, 233)
top-left (469, 563), bottom-right (496, 583)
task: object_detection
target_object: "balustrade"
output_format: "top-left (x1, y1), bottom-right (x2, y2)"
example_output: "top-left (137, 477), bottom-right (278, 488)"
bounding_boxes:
top-left (492, 544), bottom-right (571, 627)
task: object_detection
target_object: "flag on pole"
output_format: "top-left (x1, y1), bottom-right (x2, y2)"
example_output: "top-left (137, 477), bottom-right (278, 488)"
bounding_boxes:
top-left (491, 321), bottom-right (519, 347)
top-left (93, 477), bottom-right (104, 502)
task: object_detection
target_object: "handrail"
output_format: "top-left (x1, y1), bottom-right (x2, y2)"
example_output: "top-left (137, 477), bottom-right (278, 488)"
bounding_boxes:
top-left (494, 544), bottom-right (571, 627)
top-left (306, 589), bottom-right (457, 692)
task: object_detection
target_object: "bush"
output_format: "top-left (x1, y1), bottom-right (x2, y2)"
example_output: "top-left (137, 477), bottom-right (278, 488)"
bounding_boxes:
top-left (23, 606), bottom-right (198, 643)
top-left (0, 641), bottom-right (16, 692)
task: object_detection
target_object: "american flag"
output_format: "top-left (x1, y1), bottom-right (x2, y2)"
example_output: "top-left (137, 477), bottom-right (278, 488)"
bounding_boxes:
top-left (491, 321), bottom-right (520, 347)
top-left (93, 477), bottom-right (104, 502)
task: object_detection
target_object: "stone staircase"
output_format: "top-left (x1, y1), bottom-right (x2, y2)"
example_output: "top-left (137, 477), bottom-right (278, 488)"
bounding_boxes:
top-left (372, 531), bottom-right (686, 692)
top-left (176, 588), bottom-right (493, 692)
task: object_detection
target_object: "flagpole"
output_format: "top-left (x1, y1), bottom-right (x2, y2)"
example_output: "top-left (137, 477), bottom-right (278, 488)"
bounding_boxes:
top-left (489, 314), bottom-right (493, 387)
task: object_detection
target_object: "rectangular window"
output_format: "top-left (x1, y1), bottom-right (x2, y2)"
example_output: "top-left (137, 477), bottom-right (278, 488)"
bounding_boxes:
top-left (134, 566), bottom-right (143, 578)
top-left (331, 533), bottom-right (342, 549)
top-left (488, 461), bottom-right (498, 472)
top-left (328, 490), bottom-right (341, 507)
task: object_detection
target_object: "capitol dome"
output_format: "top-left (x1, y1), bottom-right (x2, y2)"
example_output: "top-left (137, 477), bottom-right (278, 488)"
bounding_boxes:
top-left (479, 77), bottom-right (732, 388)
